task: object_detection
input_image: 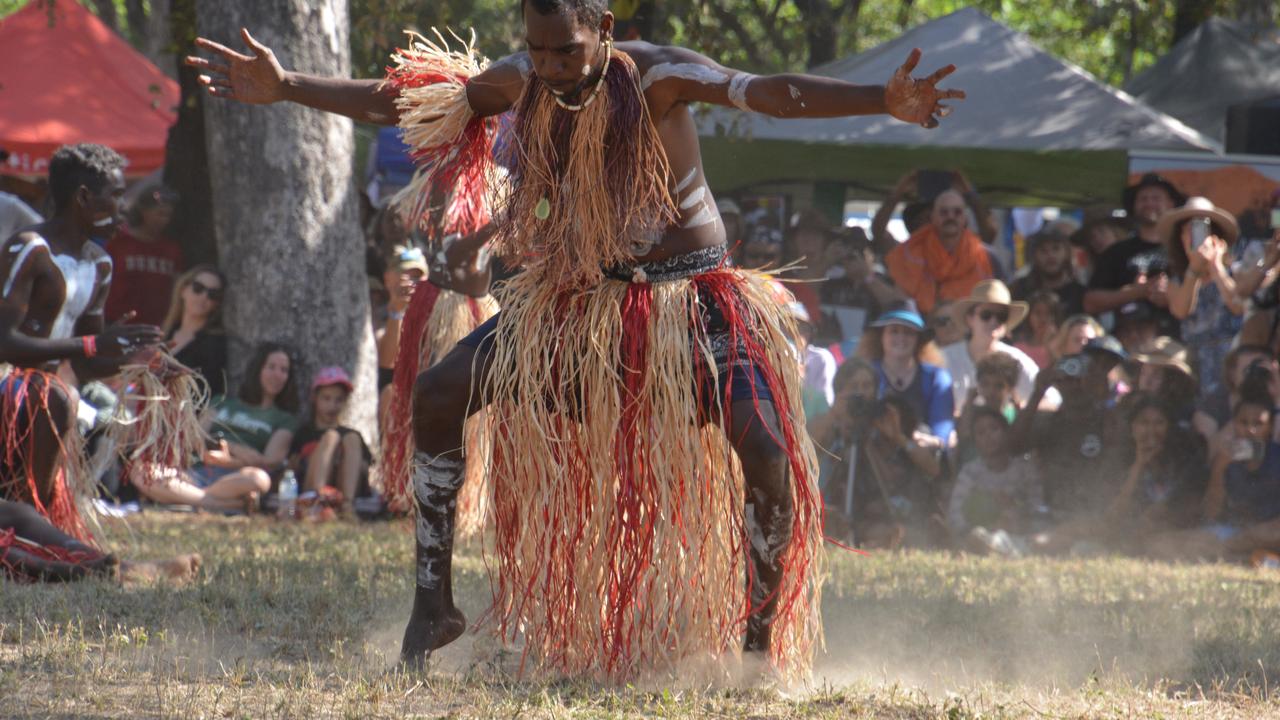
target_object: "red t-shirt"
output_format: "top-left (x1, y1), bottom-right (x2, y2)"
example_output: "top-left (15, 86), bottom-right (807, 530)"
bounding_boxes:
top-left (104, 227), bottom-right (184, 326)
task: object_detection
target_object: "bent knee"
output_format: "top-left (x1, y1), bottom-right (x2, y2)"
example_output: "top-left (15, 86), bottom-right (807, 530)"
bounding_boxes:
top-left (245, 467), bottom-right (271, 493)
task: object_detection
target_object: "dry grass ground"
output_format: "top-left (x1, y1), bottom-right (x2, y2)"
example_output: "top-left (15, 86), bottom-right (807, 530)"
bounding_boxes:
top-left (3, 513), bottom-right (1280, 718)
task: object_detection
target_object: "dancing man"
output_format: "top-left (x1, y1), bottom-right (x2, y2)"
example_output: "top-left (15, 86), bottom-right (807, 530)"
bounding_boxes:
top-left (189, 0), bottom-right (962, 680)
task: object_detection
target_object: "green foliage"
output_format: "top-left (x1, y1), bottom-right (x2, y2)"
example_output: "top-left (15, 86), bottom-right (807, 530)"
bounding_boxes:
top-left (342, 0), bottom-right (1239, 87)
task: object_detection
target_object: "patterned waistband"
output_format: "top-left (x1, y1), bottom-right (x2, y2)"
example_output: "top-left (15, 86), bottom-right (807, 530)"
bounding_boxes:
top-left (604, 245), bottom-right (727, 283)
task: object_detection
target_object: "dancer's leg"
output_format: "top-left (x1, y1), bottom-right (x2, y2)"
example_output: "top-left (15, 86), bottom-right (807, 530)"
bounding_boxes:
top-left (0, 499), bottom-right (115, 580)
top-left (401, 337), bottom-right (493, 667)
top-left (27, 377), bottom-right (78, 508)
top-left (726, 396), bottom-right (794, 655)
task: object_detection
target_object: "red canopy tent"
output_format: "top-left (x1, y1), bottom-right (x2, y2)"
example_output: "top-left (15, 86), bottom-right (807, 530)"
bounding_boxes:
top-left (0, 0), bottom-right (179, 179)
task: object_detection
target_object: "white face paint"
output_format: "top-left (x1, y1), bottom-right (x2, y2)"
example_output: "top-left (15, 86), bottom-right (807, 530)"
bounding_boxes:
top-left (639, 62), bottom-right (728, 91)
top-left (91, 216), bottom-right (115, 228)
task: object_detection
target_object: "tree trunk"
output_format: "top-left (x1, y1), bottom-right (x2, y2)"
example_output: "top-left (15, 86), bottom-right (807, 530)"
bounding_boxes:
top-left (164, 0), bottom-right (217, 268)
top-left (90, 0), bottom-right (119, 32)
top-left (197, 0), bottom-right (378, 442)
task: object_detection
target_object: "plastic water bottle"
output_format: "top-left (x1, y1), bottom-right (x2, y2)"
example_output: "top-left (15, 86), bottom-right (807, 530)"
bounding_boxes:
top-left (278, 470), bottom-right (298, 520)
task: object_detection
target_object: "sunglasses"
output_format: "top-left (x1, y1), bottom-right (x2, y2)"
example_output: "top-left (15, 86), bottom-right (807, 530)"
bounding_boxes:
top-left (978, 309), bottom-right (1009, 324)
top-left (190, 280), bottom-right (223, 301)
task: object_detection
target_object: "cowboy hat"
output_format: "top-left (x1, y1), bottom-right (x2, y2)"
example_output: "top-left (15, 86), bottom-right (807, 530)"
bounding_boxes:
top-left (1123, 173), bottom-right (1186, 217)
top-left (953, 280), bottom-right (1029, 330)
top-left (1155, 196), bottom-right (1240, 248)
top-left (1131, 336), bottom-right (1195, 381)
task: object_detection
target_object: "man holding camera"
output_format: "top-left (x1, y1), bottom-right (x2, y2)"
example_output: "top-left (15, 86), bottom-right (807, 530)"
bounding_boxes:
top-left (1083, 173), bottom-right (1185, 337)
top-left (1011, 337), bottom-right (1128, 519)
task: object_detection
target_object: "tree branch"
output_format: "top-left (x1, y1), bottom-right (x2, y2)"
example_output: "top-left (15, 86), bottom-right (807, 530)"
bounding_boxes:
top-left (706, 1), bottom-right (768, 69)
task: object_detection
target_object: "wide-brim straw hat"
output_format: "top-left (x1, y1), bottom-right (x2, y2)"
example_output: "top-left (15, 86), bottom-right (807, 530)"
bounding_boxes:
top-left (953, 280), bottom-right (1028, 331)
top-left (1131, 336), bottom-right (1195, 381)
top-left (1156, 196), bottom-right (1239, 248)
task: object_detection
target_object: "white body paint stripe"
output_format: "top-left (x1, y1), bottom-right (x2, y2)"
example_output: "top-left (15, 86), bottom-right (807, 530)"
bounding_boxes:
top-left (728, 73), bottom-right (755, 112)
top-left (640, 62), bottom-right (728, 91)
top-left (675, 168), bottom-right (697, 193)
top-left (682, 205), bottom-right (716, 229)
top-left (679, 185), bottom-right (707, 211)
top-left (3, 237), bottom-right (47, 298)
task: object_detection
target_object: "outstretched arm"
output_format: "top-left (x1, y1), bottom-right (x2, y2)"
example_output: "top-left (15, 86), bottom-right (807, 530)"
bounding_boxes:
top-left (649, 45), bottom-right (963, 128)
top-left (184, 28), bottom-right (522, 124)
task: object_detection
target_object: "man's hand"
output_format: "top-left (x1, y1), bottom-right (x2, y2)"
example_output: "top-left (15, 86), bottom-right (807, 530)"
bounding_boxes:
top-left (185, 28), bottom-right (287, 104)
top-left (891, 171), bottom-right (918, 199)
top-left (884, 48), bottom-right (965, 129)
top-left (96, 322), bottom-right (163, 358)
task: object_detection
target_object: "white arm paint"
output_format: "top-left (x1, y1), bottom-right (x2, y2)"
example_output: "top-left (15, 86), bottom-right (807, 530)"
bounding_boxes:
top-left (639, 62), bottom-right (728, 92)
top-left (3, 237), bottom-right (47, 298)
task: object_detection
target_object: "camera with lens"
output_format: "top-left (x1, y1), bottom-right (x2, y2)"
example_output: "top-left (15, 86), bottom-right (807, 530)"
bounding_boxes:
top-left (846, 393), bottom-right (875, 420)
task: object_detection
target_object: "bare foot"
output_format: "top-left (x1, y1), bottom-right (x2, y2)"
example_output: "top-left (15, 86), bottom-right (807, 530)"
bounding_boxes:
top-left (119, 553), bottom-right (202, 586)
top-left (399, 606), bottom-right (467, 670)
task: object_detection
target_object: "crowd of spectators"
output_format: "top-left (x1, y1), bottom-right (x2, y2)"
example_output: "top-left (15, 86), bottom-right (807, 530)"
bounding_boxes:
top-left (732, 170), bottom-right (1280, 565)
top-left (8, 158), bottom-right (1280, 558)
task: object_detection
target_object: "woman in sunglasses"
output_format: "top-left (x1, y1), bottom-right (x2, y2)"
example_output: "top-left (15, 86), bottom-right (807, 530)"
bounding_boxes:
top-left (941, 280), bottom-right (1051, 414)
top-left (162, 265), bottom-right (228, 397)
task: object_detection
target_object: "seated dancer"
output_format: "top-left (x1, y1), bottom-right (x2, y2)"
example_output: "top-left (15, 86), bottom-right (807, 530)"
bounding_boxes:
top-left (188, 0), bottom-right (962, 680)
top-left (0, 144), bottom-right (175, 542)
top-left (0, 499), bottom-right (200, 584)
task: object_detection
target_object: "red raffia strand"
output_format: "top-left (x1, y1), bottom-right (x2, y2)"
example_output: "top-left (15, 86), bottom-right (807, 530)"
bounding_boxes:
top-left (480, 267), bottom-right (824, 683)
top-left (0, 368), bottom-right (94, 544)
top-left (0, 527), bottom-right (106, 583)
top-left (380, 282), bottom-right (498, 529)
top-left (382, 29), bottom-right (499, 241)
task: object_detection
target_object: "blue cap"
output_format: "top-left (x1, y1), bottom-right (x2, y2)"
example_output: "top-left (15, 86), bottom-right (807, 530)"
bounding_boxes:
top-left (870, 302), bottom-right (925, 331)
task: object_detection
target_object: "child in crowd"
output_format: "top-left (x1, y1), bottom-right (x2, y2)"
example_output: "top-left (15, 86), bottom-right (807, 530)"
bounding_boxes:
top-left (955, 351), bottom-right (1022, 468)
top-left (948, 406), bottom-right (1042, 555)
top-left (1013, 289), bottom-right (1062, 369)
top-left (289, 367), bottom-right (372, 513)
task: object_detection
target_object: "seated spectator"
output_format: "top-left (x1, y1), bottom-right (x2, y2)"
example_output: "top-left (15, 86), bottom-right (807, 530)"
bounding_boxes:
top-left (1012, 289), bottom-right (1062, 369)
top-left (104, 184), bottom-right (184, 326)
top-left (954, 351), bottom-right (1022, 468)
top-left (815, 227), bottom-right (903, 355)
top-left (1084, 173), bottom-right (1185, 337)
top-left (871, 170), bottom-right (997, 255)
top-left (737, 224), bottom-right (784, 269)
top-left (1011, 228), bottom-right (1085, 316)
top-left (780, 299), bottom-right (836, 420)
top-left (926, 300), bottom-right (967, 348)
top-left (1048, 314), bottom-right (1103, 363)
top-left (131, 342), bottom-right (300, 512)
top-left (940, 280), bottom-right (1046, 411)
top-left (1035, 395), bottom-right (1205, 555)
top-left (290, 367), bottom-right (372, 512)
top-left (782, 209), bottom-right (833, 321)
top-left (824, 392), bottom-right (945, 549)
top-left (376, 245), bottom-right (428, 393)
top-left (1148, 398), bottom-right (1280, 561)
top-left (1013, 337), bottom-right (1128, 520)
top-left (857, 302), bottom-right (955, 443)
top-left (1112, 300), bottom-right (1162, 356)
top-left (949, 406), bottom-right (1042, 554)
top-left (1069, 209), bottom-right (1126, 278)
top-left (1201, 344), bottom-right (1275, 436)
top-left (1125, 337), bottom-right (1214, 438)
top-left (886, 189), bottom-right (1002, 315)
top-left (162, 265), bottom-right (228, 397)
top-left (1161, 198), bottom-right (1244, 405)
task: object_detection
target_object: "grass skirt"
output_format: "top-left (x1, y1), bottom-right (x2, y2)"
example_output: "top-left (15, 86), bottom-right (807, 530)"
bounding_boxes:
top-left (480, 265), bottom-right (824, 682)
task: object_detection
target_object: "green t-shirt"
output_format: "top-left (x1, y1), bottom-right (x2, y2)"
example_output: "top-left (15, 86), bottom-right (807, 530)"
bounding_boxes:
top-left (210, 397), bottom-right (299, 453)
